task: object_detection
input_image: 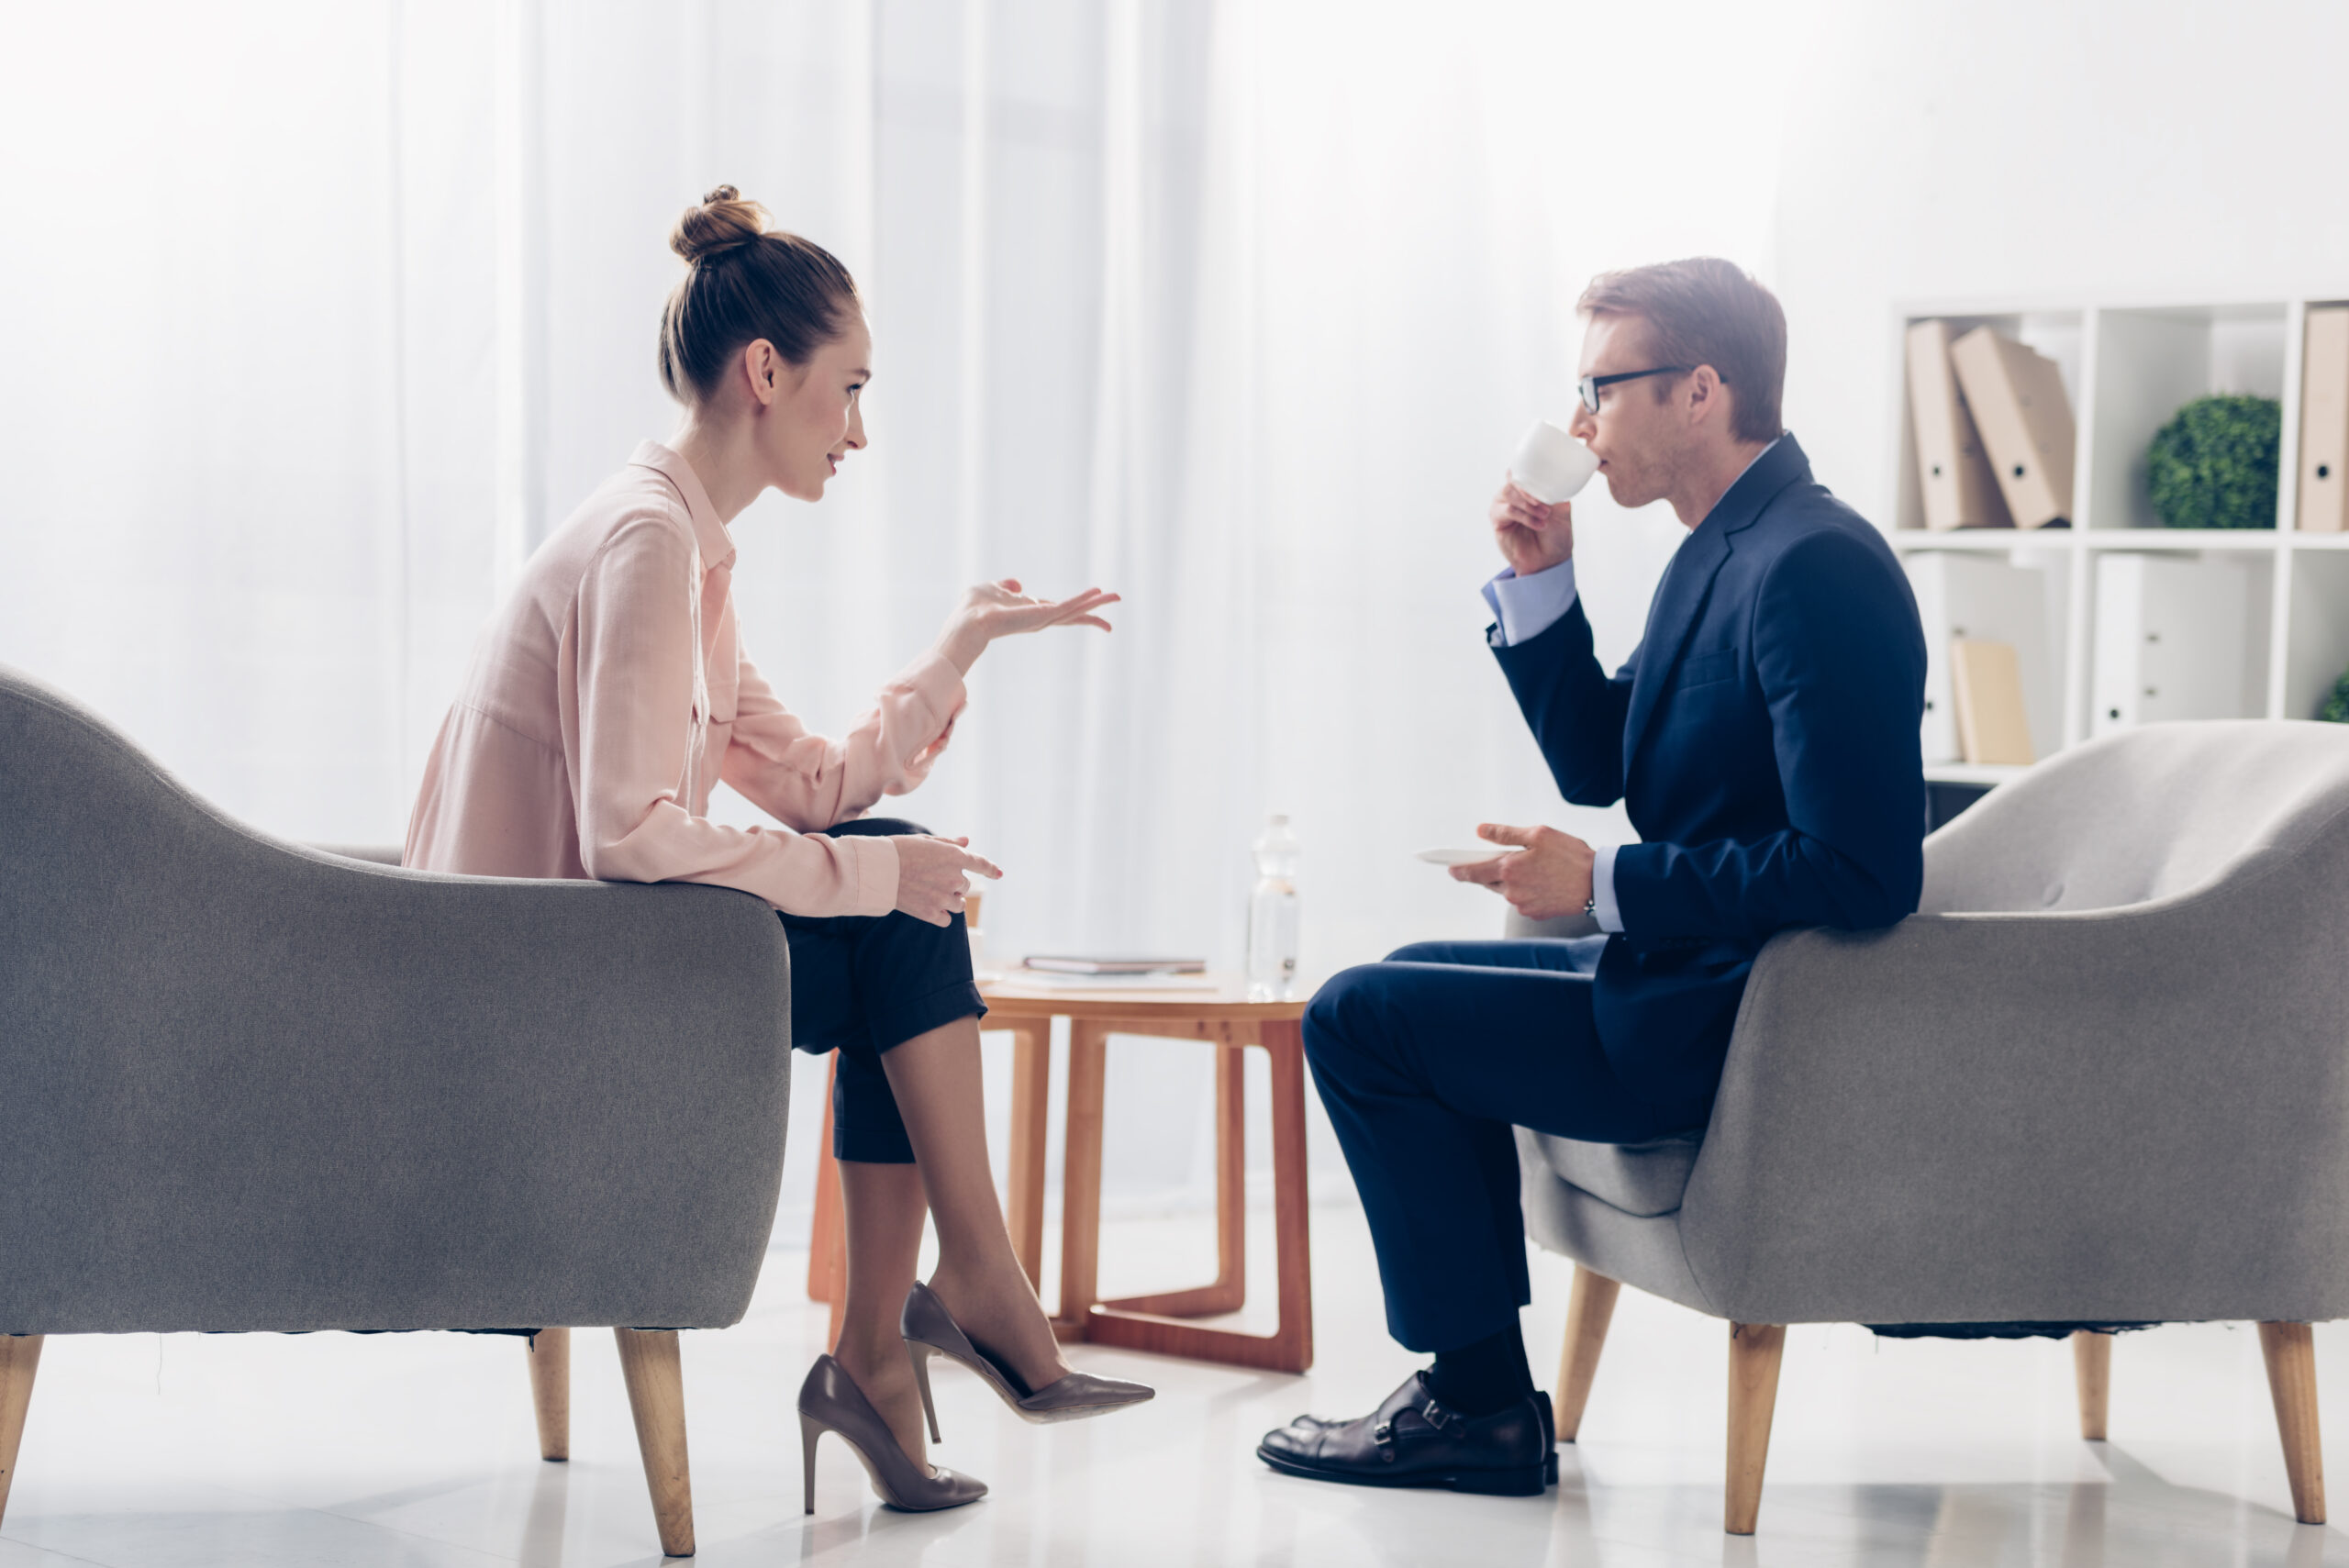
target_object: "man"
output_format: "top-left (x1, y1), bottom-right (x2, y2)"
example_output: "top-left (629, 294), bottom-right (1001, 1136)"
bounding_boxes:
top-left (1257, 259), bottom-right (1926, 1496)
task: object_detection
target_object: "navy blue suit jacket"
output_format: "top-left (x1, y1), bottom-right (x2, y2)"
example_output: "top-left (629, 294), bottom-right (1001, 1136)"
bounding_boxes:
top-left (1492, 434), bottom-right (1927, 1123)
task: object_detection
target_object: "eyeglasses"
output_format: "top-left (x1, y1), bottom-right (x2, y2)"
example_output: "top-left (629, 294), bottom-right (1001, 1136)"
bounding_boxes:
top-left (1577, 366), bottom-right (1694, 415)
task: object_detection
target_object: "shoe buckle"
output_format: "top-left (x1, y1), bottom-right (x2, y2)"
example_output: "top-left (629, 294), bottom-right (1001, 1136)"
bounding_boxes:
top-left (1371, 1420), bottom-right (1398, 1461)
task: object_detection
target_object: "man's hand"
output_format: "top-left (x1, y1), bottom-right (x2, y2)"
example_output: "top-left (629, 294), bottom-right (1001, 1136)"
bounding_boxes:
top-left (1449, 822), bottom-right (1595, 921)
top-left (1490, 479), bottom-right (1575, 579)
top-left (891, 833), bottom-right (1003, 927)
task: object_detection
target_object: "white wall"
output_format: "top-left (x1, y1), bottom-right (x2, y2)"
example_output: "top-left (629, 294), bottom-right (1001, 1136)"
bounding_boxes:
top-left (1775, 0), bottom-right (2349, 527)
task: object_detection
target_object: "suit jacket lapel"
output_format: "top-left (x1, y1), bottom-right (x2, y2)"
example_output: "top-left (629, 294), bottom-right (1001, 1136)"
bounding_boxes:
top-left (1619, 436), bottom-right (1813, 775)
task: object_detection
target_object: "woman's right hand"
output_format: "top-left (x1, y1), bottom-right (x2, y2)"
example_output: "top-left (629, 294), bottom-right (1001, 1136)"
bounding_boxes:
top-left (933, 579), bottom-right (1119, 675)
top-left (891, 833), bottom-right (1004, 927)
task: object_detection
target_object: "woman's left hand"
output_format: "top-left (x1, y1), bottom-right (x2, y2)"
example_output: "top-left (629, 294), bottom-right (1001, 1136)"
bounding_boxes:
top-left (935, 579), bottom-right (1119, 674)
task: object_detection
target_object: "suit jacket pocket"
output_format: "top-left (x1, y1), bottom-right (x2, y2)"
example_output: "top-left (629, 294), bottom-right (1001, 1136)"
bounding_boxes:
top-left (1668, 648), bottom-right (1739, 692)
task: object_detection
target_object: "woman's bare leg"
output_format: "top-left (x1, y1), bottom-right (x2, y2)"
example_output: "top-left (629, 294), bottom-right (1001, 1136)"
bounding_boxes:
top-left (833, 1159), bottom-right (932, 1466)
top-left (882, 1015), bottom-right (1074, 1394)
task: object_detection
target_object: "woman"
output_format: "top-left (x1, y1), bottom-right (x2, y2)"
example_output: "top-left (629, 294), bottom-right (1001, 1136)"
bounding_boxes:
top-left (405, 185), bottom-right (1150, 1512)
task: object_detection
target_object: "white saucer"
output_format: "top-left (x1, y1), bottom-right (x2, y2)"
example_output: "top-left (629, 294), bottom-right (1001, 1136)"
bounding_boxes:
top-left (1414, 846), bottom-right (1525, 867)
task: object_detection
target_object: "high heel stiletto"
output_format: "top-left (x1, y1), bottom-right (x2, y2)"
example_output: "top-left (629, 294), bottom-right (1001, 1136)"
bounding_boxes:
top-left (901, 1280), bottom-right (1154, 1429)
top-left (796, 1354), bottom-right (987, 1514)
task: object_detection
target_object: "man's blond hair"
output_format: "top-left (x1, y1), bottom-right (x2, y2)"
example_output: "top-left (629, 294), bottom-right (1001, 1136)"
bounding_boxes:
top-left (1577, 259), bottom-right (1787, 444)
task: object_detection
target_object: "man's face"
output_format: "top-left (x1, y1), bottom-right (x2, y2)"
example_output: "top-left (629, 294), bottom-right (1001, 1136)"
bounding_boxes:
top-left (1567, 313), bottom-right (1688, 511)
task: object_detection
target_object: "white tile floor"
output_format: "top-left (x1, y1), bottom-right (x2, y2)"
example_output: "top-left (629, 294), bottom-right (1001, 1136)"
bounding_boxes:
top-left (3, 1198), bottom-right (2344, 1566)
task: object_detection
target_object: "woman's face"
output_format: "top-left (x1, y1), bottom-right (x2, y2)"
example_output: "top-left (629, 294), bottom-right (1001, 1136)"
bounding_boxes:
top-left (762, 311), bottom-right (871, 502)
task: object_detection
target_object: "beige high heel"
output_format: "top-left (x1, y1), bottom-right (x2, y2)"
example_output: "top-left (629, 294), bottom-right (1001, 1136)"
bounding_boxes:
top-left (796, 1354), bottom-right (987, 1514)
top-left (901, 1280), bottom-right (1154, 1434)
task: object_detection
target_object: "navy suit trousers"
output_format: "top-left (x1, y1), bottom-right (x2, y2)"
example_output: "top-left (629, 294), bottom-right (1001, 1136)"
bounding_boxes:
top-left (1304, 938), bottom-right (1714, 1354)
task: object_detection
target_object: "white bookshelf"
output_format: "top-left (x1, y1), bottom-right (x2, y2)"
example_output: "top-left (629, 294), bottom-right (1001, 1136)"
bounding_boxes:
top-left (1886, 295), bottom-right (2349, 786)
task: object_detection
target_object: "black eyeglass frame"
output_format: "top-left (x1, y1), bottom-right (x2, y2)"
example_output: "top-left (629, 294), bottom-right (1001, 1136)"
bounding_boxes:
top-left (1577, 365), bottom-right (1696, 415)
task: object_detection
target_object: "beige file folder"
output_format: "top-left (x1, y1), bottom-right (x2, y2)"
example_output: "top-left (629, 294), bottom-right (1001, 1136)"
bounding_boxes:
top-left (1950, 327), bottom-right (2076, 529)
top-left (2299, 305), bottom-right (2349, 533)
top-left (1950, 638), bottom-right (2035, 765)
top-left (1906, 319), bottom-right (2013, 530)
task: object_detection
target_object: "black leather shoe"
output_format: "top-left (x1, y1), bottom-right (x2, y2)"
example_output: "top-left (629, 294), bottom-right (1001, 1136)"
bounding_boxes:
top-left (1257, 1372), bottom-right (1549, 1496)
top-left (1279, 1384), bottom-right (1558, 1485)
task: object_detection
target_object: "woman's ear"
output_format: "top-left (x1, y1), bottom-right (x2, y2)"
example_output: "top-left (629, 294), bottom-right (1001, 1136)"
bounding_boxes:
top-left (741, 339), bottom-right (782, 407)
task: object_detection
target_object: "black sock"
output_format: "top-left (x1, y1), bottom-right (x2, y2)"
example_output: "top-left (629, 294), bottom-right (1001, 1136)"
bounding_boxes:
top-left (1426, 1323), bottom-right (1534, 1418)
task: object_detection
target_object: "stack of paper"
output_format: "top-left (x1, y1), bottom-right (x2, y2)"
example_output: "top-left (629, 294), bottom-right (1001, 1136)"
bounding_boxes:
top-left (1021, 956), bottom-right (1207, 976)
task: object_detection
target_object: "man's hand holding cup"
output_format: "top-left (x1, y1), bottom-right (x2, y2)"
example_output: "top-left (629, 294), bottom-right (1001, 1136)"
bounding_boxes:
top-left (1491, 419), bottom-right (1598, 579)
top-left (1490, 482), bottom-right (1575, 578)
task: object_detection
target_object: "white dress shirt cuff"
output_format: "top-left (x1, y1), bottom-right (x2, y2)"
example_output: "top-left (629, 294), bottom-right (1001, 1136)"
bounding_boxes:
top-left (1591, 843), bottom-right (1624, 933)
top-left (1480, 561), bottom-right (1579, 648)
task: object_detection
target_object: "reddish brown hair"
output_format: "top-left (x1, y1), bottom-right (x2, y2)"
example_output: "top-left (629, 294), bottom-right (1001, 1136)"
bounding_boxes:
top-left (658, 185), bottom-right (860, 403)
top-left (1577, 258), bottom-right (1787, 444)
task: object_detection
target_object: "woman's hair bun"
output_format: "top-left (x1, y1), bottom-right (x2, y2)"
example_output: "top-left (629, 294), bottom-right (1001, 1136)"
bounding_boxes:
top-left (671, 184), bottom-right (769, 264)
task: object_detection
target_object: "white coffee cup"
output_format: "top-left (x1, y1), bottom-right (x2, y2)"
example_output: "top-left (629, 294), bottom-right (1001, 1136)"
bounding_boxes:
top-left (1508, 420), bottom-right (1599, 505)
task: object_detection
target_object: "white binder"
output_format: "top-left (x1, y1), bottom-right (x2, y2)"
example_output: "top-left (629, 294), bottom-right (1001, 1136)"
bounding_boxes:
top-left (2091, 554), bottom-right (2256, 735)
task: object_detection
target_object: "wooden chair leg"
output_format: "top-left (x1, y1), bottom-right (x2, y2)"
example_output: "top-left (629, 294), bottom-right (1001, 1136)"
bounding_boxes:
top-left (2260, 1321), bottom-right (2326, 1526)
top-left (528, 1327), bottom-right (571, 1461)
top-left (0, 1334), bottom-right (42, 1528)
top-left (1554, 1268), bottom-right (1620, 1442)
top-left (1724, 1323), bottom-right (1786, 1536)
top-left (2071, 1329), bottom-right (2110, 1440)
top-left (614, 1329), bottom-right (695, 1557)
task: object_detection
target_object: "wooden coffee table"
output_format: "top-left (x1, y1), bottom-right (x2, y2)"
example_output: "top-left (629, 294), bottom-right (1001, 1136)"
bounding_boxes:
top-left (806, 975), bottom-right (1315, 1373)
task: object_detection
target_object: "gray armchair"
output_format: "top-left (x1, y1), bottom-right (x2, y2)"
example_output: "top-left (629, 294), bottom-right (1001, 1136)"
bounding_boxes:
top-left (0, 664), bottom-right (793, 1558)
top-left (1514, 718), bottom-right (2349, 1534)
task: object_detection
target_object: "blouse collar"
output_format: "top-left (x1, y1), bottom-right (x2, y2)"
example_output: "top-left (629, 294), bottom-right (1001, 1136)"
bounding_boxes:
top-left (628, 441), bottom-right (737, 573)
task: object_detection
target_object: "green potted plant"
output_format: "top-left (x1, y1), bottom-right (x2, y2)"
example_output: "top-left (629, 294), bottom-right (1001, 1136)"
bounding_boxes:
top-left (2146, 393), bottom-right (2281, 529)
top-left (2321, 667), bottom-right (2349, 724)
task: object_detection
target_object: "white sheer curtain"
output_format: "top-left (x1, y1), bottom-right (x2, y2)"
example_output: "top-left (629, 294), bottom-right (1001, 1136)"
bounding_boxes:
top-left (0, 0), bottom-right (1796, 1229)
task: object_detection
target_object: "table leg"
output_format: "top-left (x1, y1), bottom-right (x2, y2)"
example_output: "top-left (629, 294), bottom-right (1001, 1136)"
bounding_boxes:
top-left (1006, 1022), bottom-right (1052, 1290)
top-left (1216, 1040), bottom-right (1247, 1296)
top-left (1054, 1020), bottom-right (1109, 1336)
top-left (1264, 1018), bottom-right (1316, 1373)
top-left (1083, 1020), bottom-right (1316, 1373)
top-left (1102, 1040), bottom-right (1247, 1318)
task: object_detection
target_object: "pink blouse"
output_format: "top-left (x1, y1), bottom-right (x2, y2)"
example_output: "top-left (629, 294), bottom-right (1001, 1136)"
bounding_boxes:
top-left (404, 441), bottom-right (965, 917)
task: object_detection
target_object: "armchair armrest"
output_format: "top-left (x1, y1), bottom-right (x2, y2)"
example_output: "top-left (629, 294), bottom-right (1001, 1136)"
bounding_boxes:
top-left (1676, 851), bottom-right (2349, 1327)
top-left (307, 841), bottom-right (403, 866)
top-left (2, 833), bottom-right (792, 1335)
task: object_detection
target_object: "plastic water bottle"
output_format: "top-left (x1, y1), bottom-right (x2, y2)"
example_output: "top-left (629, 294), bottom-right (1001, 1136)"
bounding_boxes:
top-left (1246, 814), bottom-right (1301, 1001)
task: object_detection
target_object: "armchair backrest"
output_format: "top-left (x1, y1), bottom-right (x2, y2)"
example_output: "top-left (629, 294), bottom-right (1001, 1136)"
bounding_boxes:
top-left (1920, 720), bottom-right (2349, 915)
top-left (0, 663), bottom-right (793, 1335)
